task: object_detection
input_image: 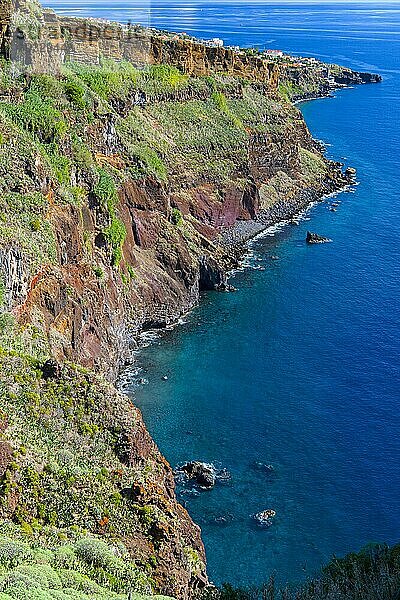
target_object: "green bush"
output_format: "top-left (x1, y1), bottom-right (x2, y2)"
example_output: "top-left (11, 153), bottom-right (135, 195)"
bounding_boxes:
top-left (40, 143), bottom-right (71, 186)
top-left (131, 143), bottom-right (167, 182)
top-left (171, 208), bottom-right (183, 226)
top-left (0, 91), bottom-right (67, 142)
top-left (127, 265), bottom-right (137, 280)
top-left (104, 217), bottom-right (126, 267)
top-left (212, 91), bottom-right (243, 129)
top-left (63, 76), bottom-right (88, 110)
top-left (92, 266), bottom-right (104, 279)
top-left (67, 60), bottom-right (139, 101)
top-left (57, 568), bottom-right (104, 594)
top-left (29, 218), bottom-right (41, 232)
top-left (71, 135), bottom-right (93, 171)
top-left (0, 524), bottom-right (166, 599)
top-left (0, 538), bottom-right (31, 569)
top-left (74, 538), bottom-right (118, 570)
top-left (143, 64), bottom-right (188, 88)
top-left (93, 169), bottom-right (118, 212)
top-left (29, 75), bottom-right (64, 103)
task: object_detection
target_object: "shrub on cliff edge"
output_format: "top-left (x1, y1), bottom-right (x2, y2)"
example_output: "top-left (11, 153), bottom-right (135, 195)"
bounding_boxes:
top-left (201, 542), bottom-right (400, 599)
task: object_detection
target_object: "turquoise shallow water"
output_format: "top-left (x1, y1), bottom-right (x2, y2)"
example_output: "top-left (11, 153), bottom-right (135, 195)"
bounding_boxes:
top-left (45, 0), bottom-right (400, 587)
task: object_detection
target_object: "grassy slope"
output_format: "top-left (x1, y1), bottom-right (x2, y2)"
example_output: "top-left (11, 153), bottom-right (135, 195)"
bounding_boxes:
top-left (0, 522), bottom-right (173, 599)
top-left (0, 350), bottom-right (183, 597)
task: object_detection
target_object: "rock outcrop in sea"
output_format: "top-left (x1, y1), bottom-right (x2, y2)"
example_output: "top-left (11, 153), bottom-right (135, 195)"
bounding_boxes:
top-left (180, 462), bottom-right (217, 488)
top-left (254, 509), bottom-right (276, 527)
top-left (306, 231), bottom-right (333, 244)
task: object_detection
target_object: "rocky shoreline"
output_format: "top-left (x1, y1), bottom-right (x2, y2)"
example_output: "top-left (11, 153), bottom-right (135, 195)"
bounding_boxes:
top-left (123, 158), bottom-right (353, 384)
top-left (219, 174), bottom-right (351, 249)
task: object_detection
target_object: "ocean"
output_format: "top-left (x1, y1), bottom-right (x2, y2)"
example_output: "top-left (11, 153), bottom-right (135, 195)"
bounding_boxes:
top-left (43, 0), bottom-right (400, 588)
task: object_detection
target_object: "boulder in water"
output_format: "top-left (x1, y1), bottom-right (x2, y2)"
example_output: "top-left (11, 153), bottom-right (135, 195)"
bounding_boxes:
top-left (306, 231), bottom-right (332, 244)
top-left (216, 467), bottom-right (232, 482)
top-left (254, 509), bottom-right (276, 527)
top-left (345, 166), bottom-right (357, 181)
top-left (181, 461), bottom-right (216, 488)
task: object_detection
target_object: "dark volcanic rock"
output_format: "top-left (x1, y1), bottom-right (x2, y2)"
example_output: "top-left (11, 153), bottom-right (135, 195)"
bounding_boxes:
top-left (332, 69), bottom-right (382, 86)
top-left (181, 461), bottom-right (216, 488)
top-left (178, 462), bottom-right (232, 489)
top-left (216, 467), bottom-right (232, 482)
top-left (199, 256), bottom-right (229, 291)
top-left (345, 166), bottom-right (357, 182)
top-left (40, 359), bottom-right (61, 380)
top-left (306, 231), bottom-right (332, 244)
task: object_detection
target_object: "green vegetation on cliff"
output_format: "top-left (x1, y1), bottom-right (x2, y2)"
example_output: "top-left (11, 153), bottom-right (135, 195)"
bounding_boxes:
top-left (0, 522), bottom-right (173, 599)
top-left (0, 57), bottom-right (329, 352)
top-left (0, 350), bottom-right (204, 597)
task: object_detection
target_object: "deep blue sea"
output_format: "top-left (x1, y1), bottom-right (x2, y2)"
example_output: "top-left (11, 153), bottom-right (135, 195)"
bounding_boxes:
top-left (44, 0), bottom-right (400, 588)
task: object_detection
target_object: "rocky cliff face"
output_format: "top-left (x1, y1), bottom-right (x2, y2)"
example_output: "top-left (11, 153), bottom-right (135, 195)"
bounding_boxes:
top-left (0, 0), bottom-right (11, 57)
top-left (279, 62), bottom-right (381, 103)
top-left (0, 66), bottom-right (348, 375)
top-left (1, 3), bottom-right (279, 86)
top-left (58, 16), bottom-right (280, 85)
top-left (0, 353), bottom-right (206, 598)
top-left (0, 3), bottom-right (381, 597)
top-left (1, 2), bottom-right (379, 92)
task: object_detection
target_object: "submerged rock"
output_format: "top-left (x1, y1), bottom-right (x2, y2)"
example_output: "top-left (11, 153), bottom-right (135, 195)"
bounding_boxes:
top-left (306, 231), bottom-right (332, 244)
top-left (254, 509), bottom-right (276, 527)
top-left (210, 512), bottom-right (235, 525)
top-left (216, 467), bottom-right (232, 482)
top-left (252, 461), bottom-right (275, 476)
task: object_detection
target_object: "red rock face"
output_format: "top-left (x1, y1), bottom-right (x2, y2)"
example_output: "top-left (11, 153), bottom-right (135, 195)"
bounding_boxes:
top-left (11, 107), bottom-right (339, 378)
top-left (170, 182), bottom-right (258, 234)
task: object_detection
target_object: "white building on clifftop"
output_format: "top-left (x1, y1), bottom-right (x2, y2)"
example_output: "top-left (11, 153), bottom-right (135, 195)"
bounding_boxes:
top-left (210, 37), bottom-right (224, 47)
top-left (265, 49), bottom-right (284, 59)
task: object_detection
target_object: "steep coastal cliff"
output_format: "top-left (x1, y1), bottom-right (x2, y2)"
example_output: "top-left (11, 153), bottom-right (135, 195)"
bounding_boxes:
top-left (0, 2), bottom-right (381, 598)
